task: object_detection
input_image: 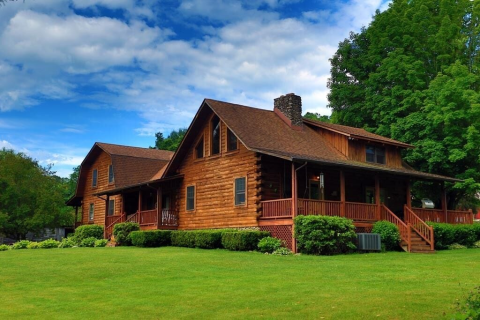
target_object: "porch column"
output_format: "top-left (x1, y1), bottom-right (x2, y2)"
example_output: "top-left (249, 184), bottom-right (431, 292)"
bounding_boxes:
top-left (74, 206), bottom-right (78, 229)
top-left (291, 163), bottom-right (297, 253)
top-left (340, 170), bottom-right (345, 217)
top-left (157, 188), bottom-right (163, 228)
top-left (441, 182), bottom-right (447, 223)
top-left (121, 194), bottom-right (125, 221)
top-left (406, 180), bottom-right (411, 209)
top-left (105, 194), bottom-right (110, 224)
top-left (375, 175), bottom-right (381, 220)
top-left (138, 190), bottom-right (142, 225)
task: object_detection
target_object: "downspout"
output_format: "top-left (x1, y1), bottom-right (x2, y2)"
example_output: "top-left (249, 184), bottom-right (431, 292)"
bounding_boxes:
top-left (291, 161), bottom-right (307, 254)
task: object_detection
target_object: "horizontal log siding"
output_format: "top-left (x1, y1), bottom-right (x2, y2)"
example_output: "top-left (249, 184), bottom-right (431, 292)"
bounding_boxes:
top-left (315, 128), bottom-right (348, 157)
top-left (348, 141), bottom-right (403, 168)
top-left (81, 151), bottom-right (122, 226)
top-left (176, 121), bottom-right (259, 229)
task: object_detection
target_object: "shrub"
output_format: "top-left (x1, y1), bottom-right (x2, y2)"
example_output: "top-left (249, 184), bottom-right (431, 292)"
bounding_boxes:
top-left (27, 242), bottom-right (40, 249)
top-left (428, 223), bottom-right (456, 250)
top-left (113, 222), bottom-right (140, 246)
top-left (258, 236), bottom-right (282, 253)
top-left (39, 239), bottom-right (60, 249)
top-left (454, 225), bottom-right (477, 247)
top-left (80, 237), bottom-right (97, 248)
top-left (73, 225), bottom-right (104, 244)
top-left (372, 221), bottom-right (400, 251)
top-left (0, 244), bottom-right (10, 251)
top-left (221, 231), bottom-right (270, 251)
top-left (448, 243), bottom-right (467, 250)
top-left (130, 230), bottom-right (172, 247)
top-left (473, 240), bottom-right (480, 248)
top-left (272, 247), bottom-right (293, 255)
top-left (58, 238), bottom-right (75, 248)
top-left (428, 223), bottom-right (480, 250)
top-left (171, 231), bottom-right (196, 248)
top-left (453, 286), bottom-right (480, 319)
top-left (194, 230), bottom-right (224, 249)
top-left (95, 239), bottom-right (108, 247)
top-left (294, 215), bottom-right (357, 255)
top-left (12, 240), bottom-right (30, 250)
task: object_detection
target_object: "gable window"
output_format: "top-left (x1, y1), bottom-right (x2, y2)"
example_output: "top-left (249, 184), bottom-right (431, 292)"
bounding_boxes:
top-left (186, 185), bottom-right (195, 211)
top-left (108, 165), bottom-right (114, 184)
top-left (366, 146), bottom-right (386, 164)
top-left (195, 137), bottom-right (204, 159)
top-left (234, 177), bottom-right (246, 206)
top-left (92, 169), bottom-right (98, 187)
top-left (89, 203), bottom-right (94, 221)
top-left (227, 128), bottom-right (238, 152)
top-left (108, 199), bottom-right (115, 216)
top-left (211, 115), bottom-right (221, 155)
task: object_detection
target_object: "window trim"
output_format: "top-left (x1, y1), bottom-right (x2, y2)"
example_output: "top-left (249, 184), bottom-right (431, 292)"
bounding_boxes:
top-left (365, 145), bottom-right (386, 165)
top-left (186, 184), bottom-right (196, 212)
top-left (89, 203), bottom-right (95, 221)
top-left (234, 176), bottom-right (247, 207)
top-left (108, 164), bottom-right (114, 184)
top-left (194, 135), bottom-right (205, 159)
top-left (210, 115), bottom-right (221, 156)
top-left (92, 168), bottom-right (98, 188)
top-left (108, 199), bottom-right (115, 216)
top-left (227, 128), bottom-right (239, 152)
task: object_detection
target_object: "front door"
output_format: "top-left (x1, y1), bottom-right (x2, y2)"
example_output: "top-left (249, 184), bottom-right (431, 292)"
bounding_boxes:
top-left (309, 180), bottom-right (320, 200)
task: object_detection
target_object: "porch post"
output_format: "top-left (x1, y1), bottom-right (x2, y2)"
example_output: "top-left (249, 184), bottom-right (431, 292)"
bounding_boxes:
top-left (406, 180), bottom-right (411, 209)
top-left (74, 206), bottom-right (78, 229)
top-left (157, 188), bottom-right (163, 228)
top-left (291, 162), bottom-right (297, 253)
top-left (121, 194), bottom-right (125, 221)
top-left (441, 182), bottom-right (447, 223)
top-left (138, 190), bottom-right (142, 224)
top-left (375, 175), bottom-right (381, 221)
top-left (105, 194), bottom-right (110, 220)
top-left (340, 170), bottom-right (345, 217)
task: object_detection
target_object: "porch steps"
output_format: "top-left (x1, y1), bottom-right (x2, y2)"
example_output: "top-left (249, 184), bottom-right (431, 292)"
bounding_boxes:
top-left (402, 230), bottom-right (436, 254)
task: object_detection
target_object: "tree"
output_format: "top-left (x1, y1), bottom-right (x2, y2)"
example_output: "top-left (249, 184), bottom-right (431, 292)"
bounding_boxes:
top-left (328, 0), bottom-right (480, 209)
top-left (152, 128), bottom-right (187, 151)
top-left (0, 149), bottom-right (73, 240)
top-left (304, 112), bottom-right (330, 123)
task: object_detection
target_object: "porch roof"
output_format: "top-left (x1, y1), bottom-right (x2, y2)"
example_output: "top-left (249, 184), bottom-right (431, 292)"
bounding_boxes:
top-left (93, 174), bottom-right (184, 196)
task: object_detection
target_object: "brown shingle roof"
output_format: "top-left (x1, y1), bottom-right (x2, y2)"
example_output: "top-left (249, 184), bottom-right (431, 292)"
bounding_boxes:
top-left (97, 142), bottom-right (173, 161)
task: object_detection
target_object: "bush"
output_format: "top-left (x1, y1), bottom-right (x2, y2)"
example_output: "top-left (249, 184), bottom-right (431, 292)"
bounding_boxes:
top-left (258, 236), bottom-right (282, 253)
top-left (73, 225), bottom-right (104, 244)
top-left (80, 237), bottom-right (97, 248)
top-left (453, 286), bottom-right (480, 319)
top-left (171, 231), bottom-right (196, 248)
top-left (130, 230), bottom-right (172, 247)
top-left (0, 244), bottom-right (10, 251)
top-left (39, 239), bottom-right (60, 249)
top-left (194, 230), bottom-right (224, 249)
top-left (221, 231), bottom-right (270, 251)
top-left (113, 222), bottom-right (140, 246)
top-left (428, 223), bottom-right (456, 250)
top-left (12, 240), bottom-right (30, 250)
top-left (272, 247), bottom-right (293, 255)
top-left (428, 223), bottom-right (480, 250)
top-left (372, 221), bottom-right (400, 251)
top-left (27, 242), bottom-right (40, 249)
top-left (58, 238), bottom-right (75, 248)
top-left (448, 243), bottom-right (467, 250)
top-left (454, 225), bottom-right (477, 247)
top-left (294, 215), bottom-right (357, 255)
top-left (95, 239), bottom-right (108, 247)
top-left (473, 240), bottom-right (480, 248)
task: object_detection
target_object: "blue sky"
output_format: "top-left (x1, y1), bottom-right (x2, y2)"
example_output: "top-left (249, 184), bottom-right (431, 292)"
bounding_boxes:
top-left (0, 0), bottom-right (389, 177)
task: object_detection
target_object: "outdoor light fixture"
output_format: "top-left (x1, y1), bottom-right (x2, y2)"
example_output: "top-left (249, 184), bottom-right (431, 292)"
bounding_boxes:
top-left (319, 172), bottom-right (324, 188)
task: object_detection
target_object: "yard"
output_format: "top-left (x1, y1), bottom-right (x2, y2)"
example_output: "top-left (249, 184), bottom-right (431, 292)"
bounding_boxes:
top-left (1, 247), bottom-right (478, 319)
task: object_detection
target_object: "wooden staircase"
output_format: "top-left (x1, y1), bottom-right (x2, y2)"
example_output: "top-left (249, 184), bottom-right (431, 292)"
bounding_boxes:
top-left (381, 204), bottom-right (435, 254)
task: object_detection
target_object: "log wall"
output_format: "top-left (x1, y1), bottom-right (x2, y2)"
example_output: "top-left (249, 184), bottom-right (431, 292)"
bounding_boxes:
top-left (348, 141), bottom-right (403, 168)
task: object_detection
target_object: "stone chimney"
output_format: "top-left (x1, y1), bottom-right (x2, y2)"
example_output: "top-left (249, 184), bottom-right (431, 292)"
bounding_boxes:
top-left (274, 93), bottom-right (303, 129)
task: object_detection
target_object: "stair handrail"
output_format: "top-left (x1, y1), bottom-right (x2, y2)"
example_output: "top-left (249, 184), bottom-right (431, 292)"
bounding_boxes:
top-left (404, 205), bottom-right (434, 250)
top-left (381, 204), bottom-right (410, 251)
top-left (105, 214), bottom-right (124, 239)
top-left (125, 211), bottom-right (139, 223)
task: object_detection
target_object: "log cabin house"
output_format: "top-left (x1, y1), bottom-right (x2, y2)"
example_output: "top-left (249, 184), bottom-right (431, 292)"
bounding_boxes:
top-left (68, 94), bottom-right (474, 253)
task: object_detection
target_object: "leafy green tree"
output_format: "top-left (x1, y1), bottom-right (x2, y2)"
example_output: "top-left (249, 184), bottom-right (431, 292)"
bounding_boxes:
top-left (328, 0), bottom-right (480, 209)
top-left (303, 112), bottom-right (330, 123)
top-left (0, 149), bottom-right (73, 240)
top-left (152, 128), bottom-right (187, 151)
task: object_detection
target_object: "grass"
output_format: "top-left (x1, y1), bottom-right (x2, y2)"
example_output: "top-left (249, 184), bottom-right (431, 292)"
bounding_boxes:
top-left (0, 248), bottom-right (478, 319)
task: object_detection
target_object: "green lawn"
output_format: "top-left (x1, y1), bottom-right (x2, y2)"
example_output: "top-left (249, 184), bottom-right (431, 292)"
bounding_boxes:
top-left (0, 248), bottom-right (478, 319)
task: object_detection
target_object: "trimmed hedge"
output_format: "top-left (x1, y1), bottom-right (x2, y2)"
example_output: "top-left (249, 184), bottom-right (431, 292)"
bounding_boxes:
top-left (113, 222), bottom-right (140, 246)
top-left (221, 231), bottom-right (270, 251)
top-left (428, 223), bottom-right (480, 249)
top-left (294, 215), bottom-right (357, 255)
top-left (171, 231), bottom-right (196, 248)
top-left (131, 230), bottom-right (172, 247)
top-left (193, 230), bottom-right (225, 249)
top-left (73, 225), bottom-right (104, 244)
top-left (372, 221), bottom-right (400, 251)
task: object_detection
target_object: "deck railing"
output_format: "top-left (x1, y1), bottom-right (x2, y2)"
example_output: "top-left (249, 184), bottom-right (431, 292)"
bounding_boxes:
top-left (161, 209), bottom-right (179, 227)
top-left (446, 210), bottom-right (474, 224)
top-left (261, 198), bottom-right (292, 218)
top-left (381, 205), bottom-right (410, 251)
top-left (412, 208), bottom-right (473, 224)
top-left (405, 205), bottom-right (434, 250)
top-left (298, 199), bottom-right (341, 216)
top-left (140, 209), bottom-right (157, 225)
top-left (345, 202), bottom-right (377, 221)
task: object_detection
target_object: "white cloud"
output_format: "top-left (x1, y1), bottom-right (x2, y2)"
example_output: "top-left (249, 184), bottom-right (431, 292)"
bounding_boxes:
top-left (0, 139), bottom-right (15, 150)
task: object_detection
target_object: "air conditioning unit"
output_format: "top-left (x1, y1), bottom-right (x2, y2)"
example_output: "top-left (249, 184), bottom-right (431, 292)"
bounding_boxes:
top-left (357, 233), bottom-right (381, 251)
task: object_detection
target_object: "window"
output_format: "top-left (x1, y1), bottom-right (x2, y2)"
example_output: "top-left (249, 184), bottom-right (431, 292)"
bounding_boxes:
top-left (211, 115), bottom-right (220, 155)
top-left (89, 203), bottom-right (94, 221)
top-left (235, 177), bottom-right (246, 206)
top-left (366, 146), bottom-right (386, 164)
top-left (108, 165), bottom-right (114, 184)
top-left (195, 137), bottom-right (204, 159)
top-left (186, 185), bottom-right (195, 211)
top-left (227, 128), bottom-right (238, 151)
top-left (92, 169), bottom-right (98, 187)
top-left (108, 199), bottom-right (115, 216)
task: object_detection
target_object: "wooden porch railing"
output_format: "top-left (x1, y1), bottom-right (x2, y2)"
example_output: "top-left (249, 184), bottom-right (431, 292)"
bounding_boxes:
top-left (125, 212), bottom-right (139, 224)
top-left (412, 208), bottom-right (474, 224)
top-left (104, 214), bottom-right (124, 239)
top-left (161, 209), bottom-right (179, 227)
top-left (381, 205), bottom-right (410, 252)
top-left (298, 199), bottom-right (341, 216)
top-left (140, 209), bottom-right (157, 225)
top-left (345, 202), bottom-right (377, 221)
top-left (405, 205), bottom-right (434, 250)
top-left (261, 198), bottom-right (292, 218)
